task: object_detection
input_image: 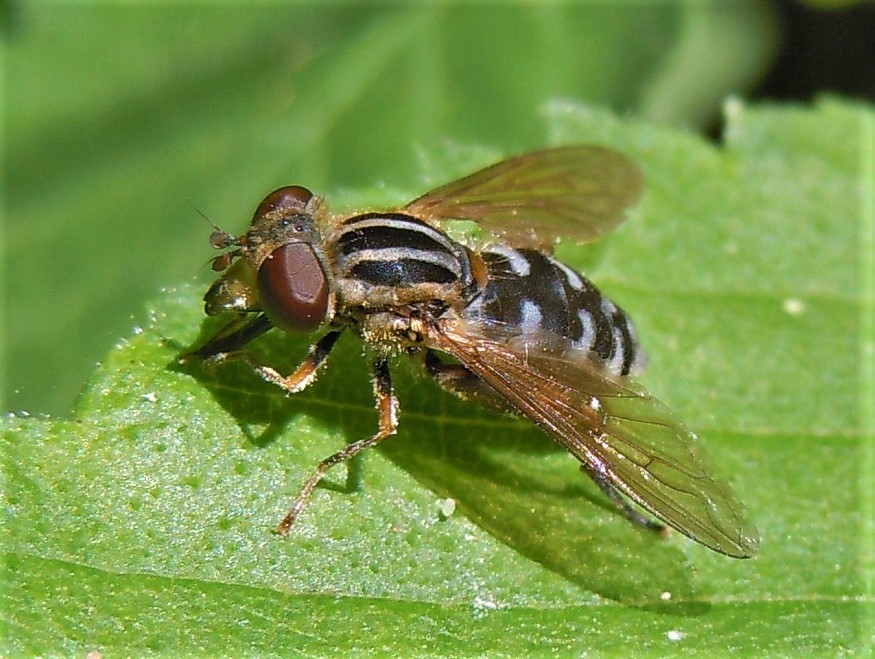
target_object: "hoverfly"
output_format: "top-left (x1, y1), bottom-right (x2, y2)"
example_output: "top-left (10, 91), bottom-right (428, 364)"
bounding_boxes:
top-left (189, 146), bottom-right (760, 558)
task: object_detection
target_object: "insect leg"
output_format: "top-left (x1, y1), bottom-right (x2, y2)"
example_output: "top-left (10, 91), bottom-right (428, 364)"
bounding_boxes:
top-left (424, 350), bottom-right (517, 415)
top-left (276, 358), bottom-right (399, 535)
top-left (580, 463), bottom-right (667, 535)
top-left (207, 330), bottom-right (343, 395)
top-left (184, 314), bottom-right (273, 361)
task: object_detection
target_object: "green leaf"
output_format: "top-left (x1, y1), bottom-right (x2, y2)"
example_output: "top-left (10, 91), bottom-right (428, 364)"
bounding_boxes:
top-left (4, 3), bottom-right (778, 416)
top-left (3, 98), bottom-right (871, 654)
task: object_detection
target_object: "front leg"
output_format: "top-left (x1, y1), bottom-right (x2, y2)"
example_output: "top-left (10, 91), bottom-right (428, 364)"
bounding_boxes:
top-left (188, 314), bottom-right (273, 360)
top-left (205, 330), bottom-right (343, 395)
top-left (276, 358), bottom-right (399, 535)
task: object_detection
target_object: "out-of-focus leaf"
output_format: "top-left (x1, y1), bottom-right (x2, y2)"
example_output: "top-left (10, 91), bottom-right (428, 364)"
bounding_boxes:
top-left (4, 3), bottom-right (777, 415)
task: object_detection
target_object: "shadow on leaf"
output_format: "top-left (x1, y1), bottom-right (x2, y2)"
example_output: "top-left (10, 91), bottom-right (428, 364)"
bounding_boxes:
top-left (171, 317), bottom-right (704, 610)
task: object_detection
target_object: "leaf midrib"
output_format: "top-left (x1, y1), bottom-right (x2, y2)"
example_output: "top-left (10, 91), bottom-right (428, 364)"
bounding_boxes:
top-left (7, 550), bottom-right (864, 609)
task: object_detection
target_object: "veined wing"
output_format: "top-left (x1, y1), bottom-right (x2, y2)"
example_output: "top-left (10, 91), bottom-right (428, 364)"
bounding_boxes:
top-left (428, 318), bottom-right (760, 558)
top-left (405, 146), bottom-right (643, 251)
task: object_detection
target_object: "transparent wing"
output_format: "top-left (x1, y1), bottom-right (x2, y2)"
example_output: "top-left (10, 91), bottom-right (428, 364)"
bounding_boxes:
top-left (405, 146), bottom-right (643, 250)
top-left (429, 318), bottom-right (760, 558)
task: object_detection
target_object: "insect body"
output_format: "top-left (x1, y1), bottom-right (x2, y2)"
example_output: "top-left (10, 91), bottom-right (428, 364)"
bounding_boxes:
top-left (191, 146), bottom-right (759, 558)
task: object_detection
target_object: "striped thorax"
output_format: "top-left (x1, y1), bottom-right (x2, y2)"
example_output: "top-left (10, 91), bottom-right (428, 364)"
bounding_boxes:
top-left (328, 212), bottom-right (478, 312)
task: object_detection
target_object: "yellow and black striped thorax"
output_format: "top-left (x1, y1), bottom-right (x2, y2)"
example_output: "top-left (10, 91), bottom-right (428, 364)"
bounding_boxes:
top-left (330, 212), bottom-right (479, 309)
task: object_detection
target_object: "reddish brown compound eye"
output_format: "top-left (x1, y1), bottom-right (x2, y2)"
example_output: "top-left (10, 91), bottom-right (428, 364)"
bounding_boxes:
top-left (252, 186), bottom-right (313, 224)
top-left (257, 243), bottom-right (330, 333)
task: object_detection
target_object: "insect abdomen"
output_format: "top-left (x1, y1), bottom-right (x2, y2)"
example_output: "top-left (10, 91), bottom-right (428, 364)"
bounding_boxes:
top-left (463, 245), bottom-right (646, 377)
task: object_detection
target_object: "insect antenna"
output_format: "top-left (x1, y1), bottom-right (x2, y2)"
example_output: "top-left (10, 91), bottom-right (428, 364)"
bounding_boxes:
top-left (191, 205), bottom-right (239, 250)
top-left (190, 205), bottom-right (241, 272)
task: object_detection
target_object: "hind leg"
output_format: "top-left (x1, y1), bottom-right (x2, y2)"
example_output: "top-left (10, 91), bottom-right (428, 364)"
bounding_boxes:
top-left (424, 350), bottom-right (517, 416)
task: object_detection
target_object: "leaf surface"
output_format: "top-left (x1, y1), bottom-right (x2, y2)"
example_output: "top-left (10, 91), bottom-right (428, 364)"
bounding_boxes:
top-left (3, 98), bottom-right (871, 654)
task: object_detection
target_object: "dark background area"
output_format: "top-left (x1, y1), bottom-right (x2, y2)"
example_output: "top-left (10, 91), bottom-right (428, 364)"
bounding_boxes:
top-left (754, 0), bottom-right (874, 104)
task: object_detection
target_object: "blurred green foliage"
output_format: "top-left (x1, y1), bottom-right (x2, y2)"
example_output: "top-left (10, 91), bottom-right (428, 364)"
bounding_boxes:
top-left (4, 3), bottom-right (777, 415)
